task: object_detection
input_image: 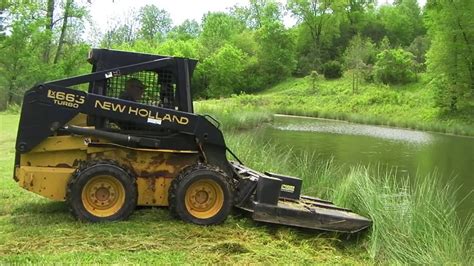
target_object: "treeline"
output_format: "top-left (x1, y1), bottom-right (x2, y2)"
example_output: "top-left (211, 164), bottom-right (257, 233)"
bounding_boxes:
top-left (0, 0), bottom-right (473, 113)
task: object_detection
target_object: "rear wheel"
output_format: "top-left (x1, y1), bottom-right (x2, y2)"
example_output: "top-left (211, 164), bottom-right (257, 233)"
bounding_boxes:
top-left (169, 164), bottom-right (233, 225)
top-left (67, 162), bottom-right (137, 222)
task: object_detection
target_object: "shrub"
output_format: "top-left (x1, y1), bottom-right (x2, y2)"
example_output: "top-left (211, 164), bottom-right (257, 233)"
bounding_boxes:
top-left (323, 61), bottom-right (343, 79)
top-left (374, 49), bottom-right (416, 84)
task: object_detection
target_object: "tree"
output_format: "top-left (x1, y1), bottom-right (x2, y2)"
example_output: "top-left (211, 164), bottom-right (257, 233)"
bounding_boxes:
top-left (346, 0), bottom-right (376, 34)
top-left (255, 15), bottom-right (296, 86)
top-left (287, 0), bottom-right (345, 74)
top-left (101, 10), bottom-right (140, 48)
top-left (344, 34), bottom-right (376, 92)
top-left (54, 0), bottom-right (87, 64)
top-left (42, 0), bottom-right (54, 62)
top-left (407, 36), bottom-right (430, 73)
top-left (169, 19), bottom-right (201, 41)
top-left (0, 3), bottom-right (53, 108)
top-left (379, 0), bottom-right (425, 47)
top-left (197, 44), bottom-right (247, 97)
top-left (425, 0), bottom-right (474, 112)
top-left (200, 12), bottom-right (244, 56)
top-left (0, 1), bottom-right (89, 110)
top-left (360, 9), bottom-right (387, 44)
top-left (157, 39), bottom-right (199, 58)
top-left (138, 5), bottom-right (172, 42)
top-left (230, 0), bottom-right (282, 30)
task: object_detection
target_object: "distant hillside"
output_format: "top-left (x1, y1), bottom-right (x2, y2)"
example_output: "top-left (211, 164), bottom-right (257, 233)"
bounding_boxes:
top-left (198, 74), bottom-right (474, 136)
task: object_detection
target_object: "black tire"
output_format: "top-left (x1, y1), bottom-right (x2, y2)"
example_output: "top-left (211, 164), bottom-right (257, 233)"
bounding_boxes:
top-left (169, 164), bottom-right (233, 225)
top-left (66, 161), bottom-right (137, 222)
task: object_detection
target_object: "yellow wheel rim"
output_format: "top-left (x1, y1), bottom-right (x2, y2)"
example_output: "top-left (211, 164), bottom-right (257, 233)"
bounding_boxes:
top-left (185, 179), bottom-right (224, 219)
top-left (81, 175), bottom-right (126, 217)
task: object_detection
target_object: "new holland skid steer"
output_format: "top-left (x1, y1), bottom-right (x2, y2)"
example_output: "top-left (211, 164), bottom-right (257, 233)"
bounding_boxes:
top-left (14, 49), bottom-right (371, 233)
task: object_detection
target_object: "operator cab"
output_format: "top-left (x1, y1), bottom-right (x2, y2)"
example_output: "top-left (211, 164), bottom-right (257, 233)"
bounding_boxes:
top-left (86, 49), bottom-right (198, 131)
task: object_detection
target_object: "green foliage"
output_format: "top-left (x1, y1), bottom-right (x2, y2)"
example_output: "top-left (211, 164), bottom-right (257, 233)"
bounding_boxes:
top-left (0, 0), bottom-right (471, 117)
top-left (101, 24), bottom-right (137, 48)
top-left (338, 167), bottom-right (473, 264)
top-left (255, 19), bottom-right (296, 86)
top-left (213, 75), bottom-right (474, 136)
top-left (322, 61), bottom-right (343, 79)
top-left (197, 44), bottom-right (247, 97)
top-left (157, 39), bottom-right (199, 58)
top-left (231, 0), bottom-right (283, 30)
top-left (195, 99), bottom-right (273, 131)
top-left (374, 49), bottom-right (416, 84)
top-left (168, 19), bottom-right (201, 41)
top-left (344, 34), bottom-right (377, 91)
top-left (425, 0), bottom-right (474, 113)
top-left (309, 70), bottom-right (320, 92)
top-left (0, 2), bottom-right (90, 110)
top-left (344, 34), bottom-right (376, 69)
top-left (407, 35), bottom-right (430, 70)
top-left (379, 0), bottom-right (424, 46)
top-left (138, 5), bottom-right (172, 42)
top-left (288, 0), bottom-right (345, 74)
top-left (200, 12), bottom-right (244, 56)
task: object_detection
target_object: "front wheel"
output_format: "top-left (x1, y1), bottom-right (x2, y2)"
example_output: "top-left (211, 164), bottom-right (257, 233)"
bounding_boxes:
top-left (66, 162), bottom-right (137, 222)
top-left (168, 164), bottom-right (233, 225)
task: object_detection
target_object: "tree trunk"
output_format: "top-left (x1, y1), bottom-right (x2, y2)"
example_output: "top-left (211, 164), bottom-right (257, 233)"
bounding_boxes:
top-left (53, 0), bottom-right (72, 64)
top-left (43, 0), bottom-right (55, 63)
top-left (352, 71), bottom-right (355, 94)
top-left (451, 35), bottom-right (458, 112)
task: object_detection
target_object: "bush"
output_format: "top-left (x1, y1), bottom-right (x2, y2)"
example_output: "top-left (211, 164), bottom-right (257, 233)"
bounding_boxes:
top-left (323, 61), bottom-right (343, 79)
top-left (374, 49), bottom-right (416, 84)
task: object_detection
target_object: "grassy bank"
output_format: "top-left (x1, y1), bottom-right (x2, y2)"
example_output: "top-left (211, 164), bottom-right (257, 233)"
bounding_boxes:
top-left (1, 110), bottom-right (472, 264)
top-left (198, 74), bottom-right (474, 136)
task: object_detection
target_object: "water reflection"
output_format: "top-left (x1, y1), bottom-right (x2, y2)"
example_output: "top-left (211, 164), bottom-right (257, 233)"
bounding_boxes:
top-left (275, 117), bottom-right (432, 145)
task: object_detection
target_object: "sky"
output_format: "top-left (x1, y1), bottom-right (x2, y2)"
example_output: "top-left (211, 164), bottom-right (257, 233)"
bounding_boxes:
top-left (84, 0), bottom-right (427, 43)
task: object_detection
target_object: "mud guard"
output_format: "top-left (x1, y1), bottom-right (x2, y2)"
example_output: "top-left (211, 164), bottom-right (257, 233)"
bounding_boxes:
top-left (232, 162), bottom-right (372, 233)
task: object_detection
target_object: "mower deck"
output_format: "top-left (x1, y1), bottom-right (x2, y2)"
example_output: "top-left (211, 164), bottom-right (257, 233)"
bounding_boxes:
top-left (232, 162), bottom-right (372, 233)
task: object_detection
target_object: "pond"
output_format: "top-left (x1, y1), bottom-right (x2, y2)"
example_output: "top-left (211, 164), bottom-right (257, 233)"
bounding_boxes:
top-left (253, 115), bottom-right (473, 222)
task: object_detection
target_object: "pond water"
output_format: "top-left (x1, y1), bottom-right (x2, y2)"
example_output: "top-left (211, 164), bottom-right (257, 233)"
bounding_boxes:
top-left (254, 115), bottom-right (473, 222)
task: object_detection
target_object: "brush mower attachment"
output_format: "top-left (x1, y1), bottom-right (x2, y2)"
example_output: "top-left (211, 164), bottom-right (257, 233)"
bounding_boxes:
top-left (232, 162), bottom-right (372, 233)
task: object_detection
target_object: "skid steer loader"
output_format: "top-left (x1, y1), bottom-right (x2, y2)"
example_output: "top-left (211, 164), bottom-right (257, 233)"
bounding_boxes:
top-left (14, 49), bottom-right (371, 233)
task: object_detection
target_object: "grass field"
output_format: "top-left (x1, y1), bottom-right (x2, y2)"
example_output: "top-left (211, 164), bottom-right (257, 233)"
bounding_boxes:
top-left (1, 112), bottom-right (472, 264)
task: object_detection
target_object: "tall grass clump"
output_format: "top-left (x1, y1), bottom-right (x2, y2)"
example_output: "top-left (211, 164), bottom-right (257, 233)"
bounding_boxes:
top-left (226, 133), bottom-right (473, 264)
top-left (337, 167), bottom-right (473, 264)
top-left (195, 100), bottom-right (273, 131)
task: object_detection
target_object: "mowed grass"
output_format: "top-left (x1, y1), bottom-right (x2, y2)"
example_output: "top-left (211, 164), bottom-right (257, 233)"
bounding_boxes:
top-left (0, 114), bottom-right (369, 264)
